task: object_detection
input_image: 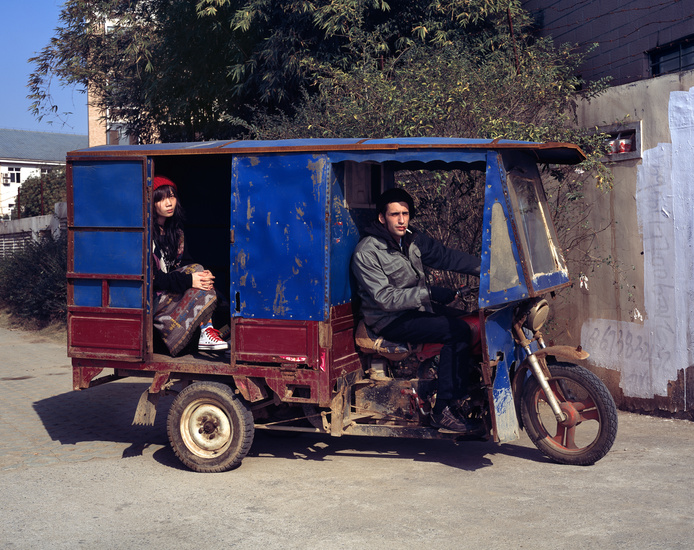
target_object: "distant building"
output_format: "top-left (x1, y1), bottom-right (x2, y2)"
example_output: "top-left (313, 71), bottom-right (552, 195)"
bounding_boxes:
top-left (0, 128), bottom-right (88, 218)
top-left (522, 0), bottom-right (693, 87)
top-left (88, 87), bottom-right (136, 148)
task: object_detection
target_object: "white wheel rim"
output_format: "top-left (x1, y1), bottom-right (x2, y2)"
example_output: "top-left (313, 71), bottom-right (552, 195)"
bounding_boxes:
top-left (181, 400), bottom-right (232, 457)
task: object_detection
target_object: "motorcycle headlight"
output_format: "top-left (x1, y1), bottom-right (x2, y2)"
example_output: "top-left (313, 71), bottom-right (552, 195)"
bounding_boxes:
top-left (524, 299), bottom-right (550, 332)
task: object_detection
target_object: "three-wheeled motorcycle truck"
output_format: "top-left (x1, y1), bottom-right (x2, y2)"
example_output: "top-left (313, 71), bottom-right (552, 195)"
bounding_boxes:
top-left (66, 138), bottom-right (617, 472)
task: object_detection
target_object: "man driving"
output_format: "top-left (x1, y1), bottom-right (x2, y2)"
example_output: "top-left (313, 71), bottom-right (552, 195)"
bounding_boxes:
top-left (351, 188), bottom-right (482, 434)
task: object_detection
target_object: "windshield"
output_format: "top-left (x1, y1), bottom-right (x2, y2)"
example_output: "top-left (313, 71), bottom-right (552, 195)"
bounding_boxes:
top-left (503, 153), bottom-right (568, 285)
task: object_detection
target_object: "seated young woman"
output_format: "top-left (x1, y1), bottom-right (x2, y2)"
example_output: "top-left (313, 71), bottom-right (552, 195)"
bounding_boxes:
top-left (151, 175), bottom-right (227, 356)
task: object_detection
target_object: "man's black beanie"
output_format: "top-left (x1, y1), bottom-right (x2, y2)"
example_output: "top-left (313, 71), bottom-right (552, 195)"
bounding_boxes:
top-left (375, 188), bottom-right (416, 219)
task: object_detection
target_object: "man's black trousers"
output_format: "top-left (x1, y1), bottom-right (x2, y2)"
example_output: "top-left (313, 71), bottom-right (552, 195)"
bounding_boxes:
top-left (378, 305), bottom-right (473, 402)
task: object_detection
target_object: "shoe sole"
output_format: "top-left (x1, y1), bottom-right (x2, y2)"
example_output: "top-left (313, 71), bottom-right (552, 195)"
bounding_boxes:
top-left (199, 344), bottom-right (229, 351)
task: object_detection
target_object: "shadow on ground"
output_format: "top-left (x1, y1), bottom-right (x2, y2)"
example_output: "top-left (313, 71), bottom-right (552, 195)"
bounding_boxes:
top-left (34, 382), bottom-right (549, 472)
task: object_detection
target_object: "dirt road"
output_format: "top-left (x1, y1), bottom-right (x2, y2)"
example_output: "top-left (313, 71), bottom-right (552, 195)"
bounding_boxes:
top-left (1, 325), bottom-right (692, 549)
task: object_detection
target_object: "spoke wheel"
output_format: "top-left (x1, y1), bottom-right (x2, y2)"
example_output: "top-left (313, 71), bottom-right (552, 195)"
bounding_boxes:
top-left (167, 381), bottom-right (254, 472)
top-left (521, 362), bottom-right (617, 465)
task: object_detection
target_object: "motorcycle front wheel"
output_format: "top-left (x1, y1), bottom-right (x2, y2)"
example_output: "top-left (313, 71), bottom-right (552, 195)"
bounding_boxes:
top-left (521, 362), bottom-right (618, 465)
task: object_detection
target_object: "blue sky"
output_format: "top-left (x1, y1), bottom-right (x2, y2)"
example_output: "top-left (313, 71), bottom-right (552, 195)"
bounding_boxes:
top-left (1, 1), bottom-right (88, 136)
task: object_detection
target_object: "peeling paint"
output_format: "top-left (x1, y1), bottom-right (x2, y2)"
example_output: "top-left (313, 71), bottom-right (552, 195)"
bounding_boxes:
top-left (246, 197), bottom-right (255, 231)
top-left (273, 278), bottom-right (288, 316)
top-left (493, 385), bottom-right (520, 443)
top-left (237, 250), bottom-right (248, 286)
top-left (307, 158), bottom-right (325, 202)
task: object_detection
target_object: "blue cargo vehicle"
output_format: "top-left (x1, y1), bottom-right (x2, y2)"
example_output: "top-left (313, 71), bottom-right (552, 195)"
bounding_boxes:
top-left (67, 138), bottom-right (617, 472)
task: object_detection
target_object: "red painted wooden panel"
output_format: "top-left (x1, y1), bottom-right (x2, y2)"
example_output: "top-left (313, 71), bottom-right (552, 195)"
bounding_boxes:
top-left (69, 312), bottom-right (143, 355)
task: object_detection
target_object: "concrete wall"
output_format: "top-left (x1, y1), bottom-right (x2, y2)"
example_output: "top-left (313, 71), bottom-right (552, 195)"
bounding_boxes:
top-left (566, 71), bottom-right (694, 416)
top-left (0, 202), bottom-right (66, 259)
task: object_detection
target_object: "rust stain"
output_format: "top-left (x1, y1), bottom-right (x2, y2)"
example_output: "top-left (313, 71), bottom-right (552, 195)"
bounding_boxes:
top-left (307, 158), bottom-right (325, 202)
top-left (284, 225), bottom-right (291, 252)
top-left (273, 278), bottom-right (288, 316)
top-left (237, 249), bottom-right (248, 287)
top-left (237, 249), bottom-right (247, 270)
top-left (246, 197), bottom-right (255, 231)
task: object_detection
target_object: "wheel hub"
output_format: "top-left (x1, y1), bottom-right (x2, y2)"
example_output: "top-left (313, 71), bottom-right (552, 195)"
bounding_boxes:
top-left (558, 402), bottom-right (580, 428)
top-left (188, 404), bottom-right (231, 452)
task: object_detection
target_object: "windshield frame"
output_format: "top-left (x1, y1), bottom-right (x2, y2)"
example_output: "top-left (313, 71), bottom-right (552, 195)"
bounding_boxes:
top-left (502, 151), bottom-right (571, 295)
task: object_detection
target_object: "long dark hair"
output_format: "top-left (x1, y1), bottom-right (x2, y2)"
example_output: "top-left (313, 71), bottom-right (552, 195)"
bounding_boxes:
top-left (153, 184), bottom-right (185, 268)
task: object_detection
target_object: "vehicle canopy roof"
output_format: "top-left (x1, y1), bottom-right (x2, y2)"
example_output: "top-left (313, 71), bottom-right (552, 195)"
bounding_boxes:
top-left (69, 137), bottom-right (586, 165)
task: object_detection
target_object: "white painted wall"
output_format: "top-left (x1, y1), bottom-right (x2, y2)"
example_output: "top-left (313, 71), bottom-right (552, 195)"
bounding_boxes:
top-left (0, 162), bottom-right (62, 218)
top-left (575, 74), bottom-right (694, 407)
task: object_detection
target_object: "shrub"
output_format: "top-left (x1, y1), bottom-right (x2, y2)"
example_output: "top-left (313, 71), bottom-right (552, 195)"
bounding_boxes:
top-left (0, 233), bottom-right (67, 324)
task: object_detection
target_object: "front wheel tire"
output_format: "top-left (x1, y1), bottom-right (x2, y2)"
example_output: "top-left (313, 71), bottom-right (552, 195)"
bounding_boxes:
top-left (167, 381), bottom-right (254, 472)
top-left (521, 362), bottom-right (617, 465)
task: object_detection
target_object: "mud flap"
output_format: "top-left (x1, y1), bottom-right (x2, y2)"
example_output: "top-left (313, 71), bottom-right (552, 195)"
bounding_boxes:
top-left (133, 390), bottom-right (160, 426)
top-left (132, 372), bottom-right (170, 426)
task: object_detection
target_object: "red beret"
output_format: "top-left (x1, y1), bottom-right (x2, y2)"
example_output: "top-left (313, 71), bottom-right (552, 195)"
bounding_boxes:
top-left (152, 175), bottom-right (177, 192)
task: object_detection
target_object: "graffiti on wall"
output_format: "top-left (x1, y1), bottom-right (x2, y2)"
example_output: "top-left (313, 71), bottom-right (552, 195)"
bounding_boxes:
top-left (581, 86), bottom-right (694, 399)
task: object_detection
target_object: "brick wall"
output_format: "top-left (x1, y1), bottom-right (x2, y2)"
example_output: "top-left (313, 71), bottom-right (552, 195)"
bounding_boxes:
top-left (522, 0), bottom-right (694, 86)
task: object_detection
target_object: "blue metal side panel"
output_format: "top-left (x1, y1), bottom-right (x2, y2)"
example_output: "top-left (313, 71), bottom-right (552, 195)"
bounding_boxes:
top-left (231, 153), bottom-right (328, 320)
top-left (479, 153), bottom-right (528, 308)
top-left (73, 232), bottom-right (143, 275)
top-left (109, 280), bottom-right (143, 308)
top-left (73, 279), bottom-right (143, 309)
top-left (485, 306), bottom-right (521, 443)
top-left (329, 171), bottom-right (361, 305)
top-left (70, 160), bottom-right (145, 310)
top-left (73, 280), bottom-right (101, 307)
top-left (72, 161), bottom-right (144, 228)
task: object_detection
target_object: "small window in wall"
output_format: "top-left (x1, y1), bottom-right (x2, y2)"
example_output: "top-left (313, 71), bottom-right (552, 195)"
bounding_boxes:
top-left (600, 121), bottom-right (641, 162)
top-left (7, 167), bottom-right (21, 183)
top-left (650, 35), bottom-right (694, 77)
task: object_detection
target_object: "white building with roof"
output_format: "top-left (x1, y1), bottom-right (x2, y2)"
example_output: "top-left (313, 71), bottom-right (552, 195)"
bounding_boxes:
top-left (0, 128), bottom-right (88, 218)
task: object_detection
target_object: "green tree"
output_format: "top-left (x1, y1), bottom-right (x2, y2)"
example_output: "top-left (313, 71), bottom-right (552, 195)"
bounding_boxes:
top-left (29, 0), bottom-right (544, 143)
top-left (249, 30), bottom-right (611, 289)
top-left (12, 168), bottom-right (66, 219)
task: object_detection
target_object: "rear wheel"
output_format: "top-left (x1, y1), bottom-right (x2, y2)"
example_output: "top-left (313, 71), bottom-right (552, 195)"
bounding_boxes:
top-left (167, 381), bottom-right (254, 472)
top-left (521, 362), bottom-right (617, 465)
